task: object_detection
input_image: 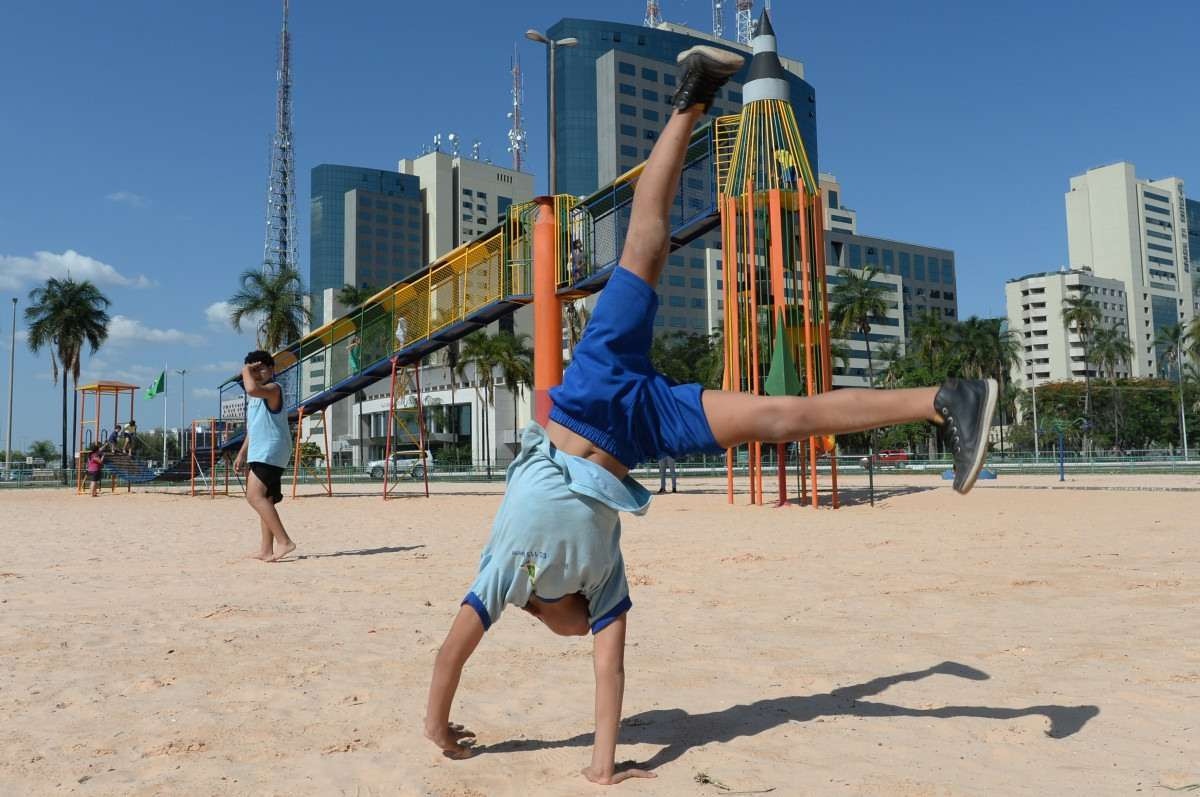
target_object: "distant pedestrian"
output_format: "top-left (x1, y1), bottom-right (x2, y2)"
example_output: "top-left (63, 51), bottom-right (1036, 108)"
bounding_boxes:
top-left (657, 455), bottom-right (677, 494)
top-left (120, 420), bottom-right (138, 455)
top-left (86, 444), bottom-right (106, 497)
top-left (570, 239), bottom-right (587, 282)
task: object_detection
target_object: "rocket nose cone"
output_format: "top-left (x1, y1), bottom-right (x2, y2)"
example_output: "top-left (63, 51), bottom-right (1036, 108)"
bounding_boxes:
top-left (753, 9), bottom-right (775, 38)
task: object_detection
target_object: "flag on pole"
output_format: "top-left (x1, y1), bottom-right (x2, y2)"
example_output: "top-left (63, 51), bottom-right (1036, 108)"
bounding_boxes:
top-left (145, 370), bottom-right (166, 399)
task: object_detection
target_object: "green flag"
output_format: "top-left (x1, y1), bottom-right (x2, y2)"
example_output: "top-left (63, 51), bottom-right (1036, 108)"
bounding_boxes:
top-left (145, 370), bottom-right (165, 399)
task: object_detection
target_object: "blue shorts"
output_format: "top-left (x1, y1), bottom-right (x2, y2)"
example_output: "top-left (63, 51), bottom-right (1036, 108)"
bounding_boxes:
top-left (549, 266), bottom-right (724, 468)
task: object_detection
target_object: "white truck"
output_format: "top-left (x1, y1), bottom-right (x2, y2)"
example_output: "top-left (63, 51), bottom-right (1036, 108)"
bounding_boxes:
top-left (367, 449), bottom-right (434, 480)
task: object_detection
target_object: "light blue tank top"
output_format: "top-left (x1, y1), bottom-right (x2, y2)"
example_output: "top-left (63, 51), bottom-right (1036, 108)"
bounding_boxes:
top-left (246, 389), bottom-right (292, 468)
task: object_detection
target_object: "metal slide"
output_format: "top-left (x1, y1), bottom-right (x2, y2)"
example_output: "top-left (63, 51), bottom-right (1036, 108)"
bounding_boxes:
top-left (215, 122), bottom-right (725, 447)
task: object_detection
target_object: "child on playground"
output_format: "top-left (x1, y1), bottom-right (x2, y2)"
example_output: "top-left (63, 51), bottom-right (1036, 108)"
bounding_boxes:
top-left (424, 46), bottom-right (998, 785)
top-left (86, 444), bottom-right (105, 497)
top-left (233, 350), bottom-right (297, 562)
top-left (120, 419), bottom-right (137, 455)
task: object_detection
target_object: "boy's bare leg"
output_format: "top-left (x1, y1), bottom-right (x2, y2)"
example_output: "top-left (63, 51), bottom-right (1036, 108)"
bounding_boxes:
top-left (245, 471), bottom-right (295, 562)
top-left (248, 518), bottom-right (274, 560)
top-left (703, 387), bottom-right (940, 447)
top-left (619, 106), bottom-right (705, 288)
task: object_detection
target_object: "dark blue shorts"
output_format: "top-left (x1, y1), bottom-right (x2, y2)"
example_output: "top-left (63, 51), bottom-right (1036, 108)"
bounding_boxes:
top-left (549, 266), bottom-right (724, 468)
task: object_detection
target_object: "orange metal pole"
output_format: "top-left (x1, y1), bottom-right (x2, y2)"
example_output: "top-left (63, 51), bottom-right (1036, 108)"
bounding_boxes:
top-left (723, 196), bottom-right (738, 505)
top-left (746, 184), bottom-right (761, 505)
top-left (798, 196), bottom-right (818, 507)
top-left (767, 189), bottom-right (789, 508)
top-left (291, 406), bottom-right (304, 499)
top-left (811, 195), bottom-right (840, 509)
top-left (532, 197), bottom-right (562, 427)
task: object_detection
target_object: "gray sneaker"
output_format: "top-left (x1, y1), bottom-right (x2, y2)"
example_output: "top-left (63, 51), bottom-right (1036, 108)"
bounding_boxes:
top-left (672, 46), bottom-right (744, 112)
top-left (933, 378), bottom-right (998, 494)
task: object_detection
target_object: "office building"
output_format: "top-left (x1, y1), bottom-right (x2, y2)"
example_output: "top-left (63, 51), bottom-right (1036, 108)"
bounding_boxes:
top-left (1066, 162), bottom-right (1198, 376)
top-left (546, 17), bottom-right (817, 338)
top-left (1004, 267), bottom-right (1130, 388)
top-left (309, 165), bottom-right (424, 325)
top-left (398, 151), bottom-right (533, 261)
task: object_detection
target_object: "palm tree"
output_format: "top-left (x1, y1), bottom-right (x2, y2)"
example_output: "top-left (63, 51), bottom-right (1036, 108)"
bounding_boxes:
top-left (1091, 326), bottom-right (1133, 450)
top-left (336, 283), bottom-right (375, 311)
top-left (1154, 322), bottom-right (1191, 456)
top-left (564, 300), bottom-right (591, 357)
top-left (908, 310), bottom-right (954, 377)
top-left (829, 267), bottom-right (887, 386)
top-left (1061, 294), bottom-right (1101, 445)
top-left (1187, 315), bottom-right (1200, 366)
top-left (228, 266), bottom-right (311, 352)
top-left (829, 339), bottom-right (853, 376)
top-left (25, 278), bottom-right (111, 478)
top-left (454, 331), bottom-right (501, 477)
top-left (493, 331), bottom-right (534, 455)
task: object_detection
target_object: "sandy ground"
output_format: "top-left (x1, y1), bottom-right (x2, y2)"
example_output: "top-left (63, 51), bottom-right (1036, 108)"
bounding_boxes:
top-left (1, 473), bottom-right (1197, 797)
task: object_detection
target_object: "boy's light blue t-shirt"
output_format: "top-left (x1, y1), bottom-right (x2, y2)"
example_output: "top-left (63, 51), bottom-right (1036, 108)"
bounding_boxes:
top-left (463, 423), bottom-right (652, 635)
top-left (246, 388), bottom-right (292, 469)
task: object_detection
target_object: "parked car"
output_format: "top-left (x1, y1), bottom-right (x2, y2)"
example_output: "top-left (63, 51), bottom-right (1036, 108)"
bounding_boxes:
top-left (859, 449), bottom-right (910, 467)
top-left (368, 450), bottom-right (434, 480)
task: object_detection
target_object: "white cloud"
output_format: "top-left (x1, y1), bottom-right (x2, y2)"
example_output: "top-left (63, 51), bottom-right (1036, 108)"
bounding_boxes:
top-left (192, 387), bottom-right (219, 398)
top-left (0, 329), bottom-right (28, 350)
top-left (205, 300), bottom-right (262, 335)
top-left (199, 360), bottom-right (241, 373)
top-left (0, 250), bottom-right (153, 292)
top-left (105, 190), bottom-right (149, 208)
top-left (107, 315), bottom-right (205, 347)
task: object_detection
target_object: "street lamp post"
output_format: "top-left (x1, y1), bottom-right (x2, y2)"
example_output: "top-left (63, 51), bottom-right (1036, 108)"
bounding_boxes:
top-left (525, 29), bottom-right (578, 195)
top-left (176, 369), bottom-right (187, 456)
top-left (5, 297), bottom-right (16, 476)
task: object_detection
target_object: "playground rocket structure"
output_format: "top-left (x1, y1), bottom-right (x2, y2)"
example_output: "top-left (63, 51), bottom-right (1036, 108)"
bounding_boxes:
top-left (719, 10), bottom-right (839, 508)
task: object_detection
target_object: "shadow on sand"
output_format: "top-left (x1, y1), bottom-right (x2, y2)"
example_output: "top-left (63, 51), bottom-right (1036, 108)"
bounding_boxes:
top-left (285, 544), bottom-right (425, 561)
top-left (478, 662), bottom-right (1099, 772)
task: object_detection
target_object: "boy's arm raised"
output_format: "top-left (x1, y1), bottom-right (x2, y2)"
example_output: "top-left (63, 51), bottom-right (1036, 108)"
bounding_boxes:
top-left (425, 604), bottom-right (485, 759)
top-left (583, 615), bottom-right (655, 785)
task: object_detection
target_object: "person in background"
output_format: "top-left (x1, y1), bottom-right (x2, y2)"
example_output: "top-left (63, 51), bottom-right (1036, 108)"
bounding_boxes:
top-left (86, 444), bottom-right (106, 497)
top-left (657, 455), bottom-right (677, 494)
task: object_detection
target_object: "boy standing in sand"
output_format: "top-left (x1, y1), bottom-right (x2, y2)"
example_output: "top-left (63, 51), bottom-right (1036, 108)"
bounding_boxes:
top-left (424, 46), bottom-right (997, 784)
top-left (233, 350), bottom-right (297, 562)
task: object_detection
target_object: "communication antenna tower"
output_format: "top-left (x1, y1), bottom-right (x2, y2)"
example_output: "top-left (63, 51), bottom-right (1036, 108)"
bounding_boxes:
top-left (448, 133), bottom-right (460, 157)
top-left (506, 45), bottom-right (527, 172)
top-left (735, 0), bottom-right (754, 44)
top-left (262, 0), bottom-right (297, 275)
top-left (645, 0), bottom-right (662, 27)
top-left (713, 0), bottom-right (725, 37)
top-left (471, 140), bottom-right (482, 160)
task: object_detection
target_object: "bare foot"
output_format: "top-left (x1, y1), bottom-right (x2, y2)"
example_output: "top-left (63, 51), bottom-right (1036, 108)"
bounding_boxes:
top-left (246, 550), bottom-right (273, 561)
top-left (265, 541), bottom-right (296, 562)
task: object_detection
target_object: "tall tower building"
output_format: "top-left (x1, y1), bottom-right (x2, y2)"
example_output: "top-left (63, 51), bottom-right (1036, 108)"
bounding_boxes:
top-left (263, 0), bottom-right (298, 277)
top-left (308, 165), bottom-right (423, 325)
top-left (1066, 162), bottom-right (1198, 377)
top-left (398, 152), bottom-right (533, 262)
top-left (546, 17), bottom-right (817, 338)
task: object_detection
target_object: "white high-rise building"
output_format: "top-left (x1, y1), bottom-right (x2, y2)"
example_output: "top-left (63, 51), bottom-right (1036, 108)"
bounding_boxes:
top-left (1004, 267), bottom-right (1130, 388)
top-left (398, 151), bottom-right (533, 261)
top-left (1065, 162), bottom-right (1198, 377)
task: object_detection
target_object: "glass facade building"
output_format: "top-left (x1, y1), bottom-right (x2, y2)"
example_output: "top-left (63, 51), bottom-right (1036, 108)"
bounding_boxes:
top-left (546, 18), bottom-right (817, 197)
top-left (310, 165), bottom-right (422, 325)
top-left (826, 230), bottom-right (958, 326)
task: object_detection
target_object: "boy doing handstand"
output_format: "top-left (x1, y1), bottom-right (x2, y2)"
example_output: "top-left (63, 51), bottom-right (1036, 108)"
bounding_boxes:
top-left (233, 350), bottom-right (298, 562)
top-left (425, 46), bottom-right (997, 785)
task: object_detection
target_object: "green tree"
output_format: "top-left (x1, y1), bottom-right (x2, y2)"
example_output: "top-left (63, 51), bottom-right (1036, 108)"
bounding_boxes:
top-left (908, 310), bottom-right (955, 378)
top-left (1154, 322), bottom-right (1192, 454)
top-left (25, 277), bottom-right (111, 477)
top-left (829, 267), bottom-right (888, 387)
top-left (493, 331), bottom-right (534, 455)
top-left (1061, 294), bottom-right (1101, 442)
top-left (228, 267), bottom-right (312, 352)
top-left (1091, 326), bottom-right (1134, 448)
top-left (336, 283), bottom-right (375, 310)
top-left (454, 331), bottom-right (501, 477)
top-left (27, 440), bottom-right (59, 463)
top-left (564, 300), bottom-right (591, 357)
top-left (649, 331), bottom-right (723, 389)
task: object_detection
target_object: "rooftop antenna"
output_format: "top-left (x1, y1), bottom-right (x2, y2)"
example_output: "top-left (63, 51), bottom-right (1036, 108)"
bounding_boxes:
top-left (713, 0), bottom-right (725, 37)
top-left (645, 0), bottom-right (662, 27)
top-left (735, 0), bottom-right (754, 44)
top-left (262, 0), bottom-right (297, 275)
top-left (433, 133), bottom-right (442, 152)
top-left (506, 44), bottom-right (527, 172)
top-left (448, 132), bottom-right (460, 157)
top-left (471, 140), bottom-right (482, 160)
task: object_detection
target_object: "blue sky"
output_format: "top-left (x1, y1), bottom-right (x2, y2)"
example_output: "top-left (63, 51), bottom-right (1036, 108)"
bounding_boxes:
top-left (1, 0), bottom-right (1197, 447)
